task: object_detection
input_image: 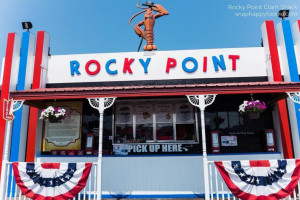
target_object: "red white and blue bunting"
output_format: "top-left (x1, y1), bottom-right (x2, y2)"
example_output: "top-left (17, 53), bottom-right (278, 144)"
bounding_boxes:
top-left (215, 159), bottom-right (300, 200)
top-left (13, 162), bottom-right (92, 200)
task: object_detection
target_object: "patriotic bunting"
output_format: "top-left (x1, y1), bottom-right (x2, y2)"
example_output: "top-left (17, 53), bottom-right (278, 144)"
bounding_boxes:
top-left (12, 162), bottom-right (92, 200)
top-left (215, 159), bottom-right (300, 200)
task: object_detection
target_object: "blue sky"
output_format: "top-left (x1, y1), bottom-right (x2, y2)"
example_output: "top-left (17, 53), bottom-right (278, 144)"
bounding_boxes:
top-left (0, 0), bottom-right (299, 60)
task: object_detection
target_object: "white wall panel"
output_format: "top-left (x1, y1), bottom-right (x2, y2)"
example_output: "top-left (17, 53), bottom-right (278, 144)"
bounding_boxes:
top-left (37, 153), bottom-right (282, 197)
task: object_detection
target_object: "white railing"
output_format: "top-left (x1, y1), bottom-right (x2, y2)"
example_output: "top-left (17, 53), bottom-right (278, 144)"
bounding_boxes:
top-left (4, 162), bottom-right (98, 200)
top-left (208, 161), bottom-right (300, 200)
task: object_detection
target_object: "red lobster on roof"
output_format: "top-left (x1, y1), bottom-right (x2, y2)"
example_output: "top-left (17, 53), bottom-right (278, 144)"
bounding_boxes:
top-left (129, 1), bottom-right (169, 51)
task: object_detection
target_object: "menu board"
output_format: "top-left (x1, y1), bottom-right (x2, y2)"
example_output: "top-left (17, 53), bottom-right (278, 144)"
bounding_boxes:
top-left (86, 135), bottom-right (93, 148)
top-left (156, 104), bottom-right (173, 123)
top-left (116, 105), bottom-right (132, 123)
top-left (176, 103), bottom-right (194, 123)
top-left (266, 132), bottom-right (274, 146)
top-left (43, 101), bottom-right (82, 151)
top-left (212, 132), bottom-right (220, 147)
top-left (136, 104), bottom-right (153, 124)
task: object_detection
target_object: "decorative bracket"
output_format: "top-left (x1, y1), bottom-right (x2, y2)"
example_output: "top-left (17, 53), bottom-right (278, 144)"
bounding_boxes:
top-left (186, 95), bottom-right (217, 111)
top-left (287, 92), bottom-right (300, 105)
top-left (87, 97), bottom-right (116, 113)
top-left (3, 99), bottom-right (24, 121)
top-left (12, 100), bottom-right (25, 112)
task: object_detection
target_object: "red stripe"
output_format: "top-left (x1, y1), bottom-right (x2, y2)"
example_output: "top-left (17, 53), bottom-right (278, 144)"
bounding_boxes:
top-left (41, 163), bottom-right (60, 169)
top-left (26, 31), bottom-right (45, 162)
top-left (215, 160), bottom-right (300, 200)
top-left (32, 31), bottom-right (44, 89)
top-left (0, 33), bottom-right (16, 177)
top-left (298, 20), bottom-right (300, 32)
top-left (26, 108), bottom-right (38, 161)
top-left (265, 21), bottom-right (293, 158)
top-left (277, 99), bottom-right (294, 158)
top-left (249, 160), bottom-right (270, 167)
top-left (13, 163), bottom-right (92, 200)
top-left (265, 21), bottom-right (282, 81)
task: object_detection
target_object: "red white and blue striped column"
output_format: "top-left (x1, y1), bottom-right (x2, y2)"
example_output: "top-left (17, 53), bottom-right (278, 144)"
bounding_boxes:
top-left (10, 32), bottom-right (35, 162)
top-left (276, 20), bottom-right (300, 158)
top-left (6, 32), bottom-right (36, 196)
top-left (291, 20), bottom-right (300, 158)
top-left (26, 31), bottom-right (49, 162)
top-left (0, 33), bottom-right (21, 176)
top-left (261, 21), bottom-right (294, 158)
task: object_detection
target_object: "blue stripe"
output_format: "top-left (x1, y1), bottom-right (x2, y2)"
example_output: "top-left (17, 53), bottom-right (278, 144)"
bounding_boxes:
top-left (281, 20), bottom-right (300, 153)
top-left (36, 151), bottom-right (281, 158)
top-left (6, 191), bottom-right (207, 199)
top-left (282, 20), bottom-right (299, 81)
top-left (294, 103), bottom-right (300, 134)
top-left (232, 160), bottom-right (286, 186)
top-left (79, 194), bottom-right (234, 198)
top-left (103, 194), bottom-right (206, 198)
top-left (26, 163), bottom-right (77, 187)
top-left (80, 194), bottom-right (206, 198)
top-left (6, 192), bottom-right (232, 199)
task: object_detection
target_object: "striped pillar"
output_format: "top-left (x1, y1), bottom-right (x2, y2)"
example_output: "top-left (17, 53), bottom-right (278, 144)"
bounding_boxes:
top-left (276, 20), bottom-right (300, 158)
top-left (6, 32), bottom-right (36, 195)
top-left (0, 33), bottom-right (21, 176)
top-left (291, 20), bottom-right (300, 158)
top-left (26, 31), bottom-right (50, 162)
top-left (10, 32), bottom-right (35, 162)
top-left (261, 21), bottom-right (294, 158)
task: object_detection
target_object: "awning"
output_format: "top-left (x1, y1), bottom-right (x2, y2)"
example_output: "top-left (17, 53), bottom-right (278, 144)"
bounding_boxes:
top-left (9, 81), bottom-right (300, 108)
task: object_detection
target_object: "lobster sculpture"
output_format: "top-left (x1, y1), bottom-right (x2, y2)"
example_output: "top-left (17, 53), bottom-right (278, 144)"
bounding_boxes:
top-left (129, 1), bottom-right (169, 51)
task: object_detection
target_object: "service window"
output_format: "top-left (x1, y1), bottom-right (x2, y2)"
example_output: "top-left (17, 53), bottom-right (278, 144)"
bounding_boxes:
top-left (115, 105), bottom-right (133, 143)
top-left (136, 104), bottom-right (153, 142)
top-left (205, 110), bottom-right (274, 153)
top-left (175, 103), bottom-right (195, 140)
top-left (156, 104), bottom-right (173, 141)
top-left (113, 98), bottom-right (199, 144)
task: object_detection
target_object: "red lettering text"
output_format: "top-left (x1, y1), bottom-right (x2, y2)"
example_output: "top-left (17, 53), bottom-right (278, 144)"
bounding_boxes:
top-left (123, 58), bottom-right (134, 74)
top-left (228, 55), bottom-right (240, 71)
top-left (85, 60), bottom-right (100, 75)
top-left (203, 56), bottom-right (207, 72)
top-left (166, 58), bottom-right (177, 73)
